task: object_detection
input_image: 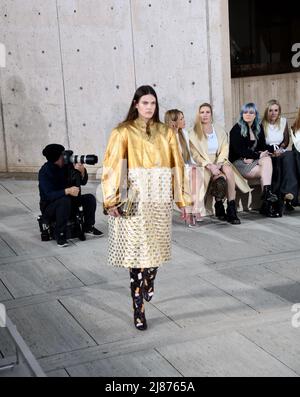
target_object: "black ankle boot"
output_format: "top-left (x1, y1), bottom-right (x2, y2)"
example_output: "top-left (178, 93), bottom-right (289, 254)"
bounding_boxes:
top-left (259, 201), bottom-right (280, 218)
top-left (214, 200), bottom-right (227, 221)
top-left (226, 200), bottom-right (241, 225)
top-left (262, 185), bottom-right (278, 203)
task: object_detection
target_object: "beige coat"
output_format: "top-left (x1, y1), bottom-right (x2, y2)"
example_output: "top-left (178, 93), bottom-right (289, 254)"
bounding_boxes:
top-left (189, 124), bottom-right (251, 206)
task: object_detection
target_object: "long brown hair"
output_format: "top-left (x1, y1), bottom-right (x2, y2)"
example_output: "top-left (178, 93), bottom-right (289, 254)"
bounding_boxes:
top-left (193, 103), bottom-right (213, 140)
top-left (292, 108), bottom-right (300, 133)
top-left (119, 85), bottom-right (160, 128)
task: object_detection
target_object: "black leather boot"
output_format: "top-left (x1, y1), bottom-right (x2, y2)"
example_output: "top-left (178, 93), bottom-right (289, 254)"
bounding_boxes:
top-left (262, 185), bottom-right (278, 203)
top-left (214, 200), bottom-right (227, 221)
top-left (226, 200), bottom-right (241, 225)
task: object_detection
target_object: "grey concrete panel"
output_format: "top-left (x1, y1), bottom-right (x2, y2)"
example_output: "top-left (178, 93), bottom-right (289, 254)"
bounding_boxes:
top-left (57, 0), bottom-right (136, 162)
top-left (240, 321), bottom-right (300, 375)
top-left (6, 300), bottom-right (96, 358)
top-left (56, 251), bottom-right (128, 286)
top-left (153, 275), bottom-right (255, 327)
top-left (0, 257), bottom-right (84, 299)
top-left (200, 269), bottom-right (289, 312)
top-left (157, 331), bottom-right (297, 377)
top-left (3, 103), bottom-right (68, 172)
top-left (0, 279), bottom-right (12, 301)
top-left (217, 264), bottom-right (300, 304)
top-left (131, 0), bottom-right (210, 127)
top-left (0, 238), bottom-right (16, 259)
top-left (66, 349), bottom-right (181, 377)
top-left (59, 286), bottom-right (179, 345)
top-left (264, 259), bottom-right (300, 283)
top-left (0, 0), bottom-right (68, 171)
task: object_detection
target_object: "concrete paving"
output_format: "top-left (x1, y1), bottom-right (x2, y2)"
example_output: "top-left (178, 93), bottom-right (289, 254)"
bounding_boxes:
top-left (0, 178), bottom-right (300, 377)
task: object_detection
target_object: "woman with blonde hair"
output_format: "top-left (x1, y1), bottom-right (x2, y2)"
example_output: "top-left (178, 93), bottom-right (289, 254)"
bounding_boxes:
top-left (165, 109), bottom-right (202, 227)
top-left (189, 103), bottom-right (250, 224)
top-left (262, 99), bottom-right (298, 213)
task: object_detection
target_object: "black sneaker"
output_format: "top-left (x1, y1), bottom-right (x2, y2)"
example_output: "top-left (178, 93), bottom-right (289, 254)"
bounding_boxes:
top-left (84, 226), bottom-right (104, 237)
top-left (57, 235), bottom-right (68, 247)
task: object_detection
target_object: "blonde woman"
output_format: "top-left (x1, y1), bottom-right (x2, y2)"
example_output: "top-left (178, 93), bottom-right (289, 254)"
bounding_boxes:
top-left (291, 108), bottom-right (300, 203)
top-left (262, 99), bottom-right (298, 213)
top-left (165, 109), bottom-right (202, 227)
top-left (189, 103), bottom-right (250, 224)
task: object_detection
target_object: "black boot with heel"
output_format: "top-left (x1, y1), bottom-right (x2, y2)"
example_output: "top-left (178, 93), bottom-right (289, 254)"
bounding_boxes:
top-left (226, 200), bottom-right (241, 225)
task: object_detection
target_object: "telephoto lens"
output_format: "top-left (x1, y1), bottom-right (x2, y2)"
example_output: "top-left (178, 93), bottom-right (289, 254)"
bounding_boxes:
top-left (63, 150), bottom-right (98, 165)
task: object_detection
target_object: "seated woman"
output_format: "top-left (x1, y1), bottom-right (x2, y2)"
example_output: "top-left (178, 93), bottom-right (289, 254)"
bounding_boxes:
top-left (189, 103), bottom-right (250, 225)
top-left (262, 99), bottom-right (298, 213)
top-left (229, 102), bottom-right (279, 218)
top-left (291, 108), bottom-right (300, 202)
top-left (165, 109), bottom-right (202, 227)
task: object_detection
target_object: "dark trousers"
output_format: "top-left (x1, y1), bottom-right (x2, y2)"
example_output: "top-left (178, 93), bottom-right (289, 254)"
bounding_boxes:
top-left (41, 194), bottom-right (96, 236)
top-left (271, 151), bottom-right (298, 203)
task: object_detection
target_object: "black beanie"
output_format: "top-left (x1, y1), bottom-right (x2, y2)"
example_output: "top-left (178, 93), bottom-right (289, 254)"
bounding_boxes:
top-left (42, 144), bottom-right (65, 162)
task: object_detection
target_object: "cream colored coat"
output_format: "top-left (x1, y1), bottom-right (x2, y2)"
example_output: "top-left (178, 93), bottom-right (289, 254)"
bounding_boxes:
top-left (189, 124), bottom-right (251, 204)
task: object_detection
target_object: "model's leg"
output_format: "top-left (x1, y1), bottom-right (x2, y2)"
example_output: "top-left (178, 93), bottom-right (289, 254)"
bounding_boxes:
top-left (129, 268), bottom-right (147, 331)
top-left (143, 267), bottom-right (158, 302)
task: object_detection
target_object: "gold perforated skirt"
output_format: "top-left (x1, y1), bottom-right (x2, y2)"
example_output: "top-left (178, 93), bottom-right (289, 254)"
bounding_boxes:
top-left (107, 168), bottom-right (173, 269)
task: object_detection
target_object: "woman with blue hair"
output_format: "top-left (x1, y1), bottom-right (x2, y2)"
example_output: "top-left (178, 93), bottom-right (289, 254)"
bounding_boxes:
top-left (229, 103), bottom-right (279, 217)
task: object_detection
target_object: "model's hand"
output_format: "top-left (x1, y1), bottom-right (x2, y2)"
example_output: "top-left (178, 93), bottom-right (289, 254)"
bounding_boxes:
top-left (65, 186), bottom-right (80, 197)
top-left (74, 163), bottom-right (86, 176)
top-left (243, 159), bottom-right (254, 164)
top-left (107, 206), bottom-right (121, 217)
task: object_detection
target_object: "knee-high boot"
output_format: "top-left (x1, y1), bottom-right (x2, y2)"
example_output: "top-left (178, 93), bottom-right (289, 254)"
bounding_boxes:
top-left (130, 268), bottom-right (147, 331)
top-left (143, 267), bottom-right (158, 302)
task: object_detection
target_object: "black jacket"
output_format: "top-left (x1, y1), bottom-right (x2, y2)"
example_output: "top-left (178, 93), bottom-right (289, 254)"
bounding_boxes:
top-left (38, 162), bottom-right (88, 211)
top-left (229, 123), bottom-right (274, 163)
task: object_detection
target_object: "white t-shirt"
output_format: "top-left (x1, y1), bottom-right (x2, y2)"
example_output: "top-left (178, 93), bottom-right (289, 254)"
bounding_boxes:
top-left (207, 128), bottom-right (219, 155)
top-left (265, 117), bottom-right (287, 147)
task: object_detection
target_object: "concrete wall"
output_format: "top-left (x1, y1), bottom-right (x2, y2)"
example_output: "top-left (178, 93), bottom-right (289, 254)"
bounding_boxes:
top-left (0, 0), bottom-right (231, 174)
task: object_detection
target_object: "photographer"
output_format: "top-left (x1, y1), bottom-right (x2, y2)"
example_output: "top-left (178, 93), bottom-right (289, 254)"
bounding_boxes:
top-left (38, 144), bottom-right (103, 247)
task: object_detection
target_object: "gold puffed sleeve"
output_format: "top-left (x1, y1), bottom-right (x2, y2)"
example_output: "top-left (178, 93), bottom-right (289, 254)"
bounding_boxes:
top-left (101, 128), bottom-right (128, 210)
top-left (168, 128), bottom-right (192, 208)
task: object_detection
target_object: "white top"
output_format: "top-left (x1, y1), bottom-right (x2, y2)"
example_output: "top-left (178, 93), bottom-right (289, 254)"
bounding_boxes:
top-left (207, 127), bottom-right (219, 155)
top-left (177, 129), bottom-right (197, 166)
top-left (291, 129), bottom-right (300, 153)
top-left (265, 117), bottom-right (287, 147)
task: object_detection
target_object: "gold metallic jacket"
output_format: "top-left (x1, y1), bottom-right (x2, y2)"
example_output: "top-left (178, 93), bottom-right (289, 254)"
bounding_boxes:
top-left (102, 118), bottom-right (189, 210)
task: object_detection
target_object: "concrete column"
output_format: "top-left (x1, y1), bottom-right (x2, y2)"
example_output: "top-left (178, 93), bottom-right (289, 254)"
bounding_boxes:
top-left (206, 0), bottom-right (232, 132)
